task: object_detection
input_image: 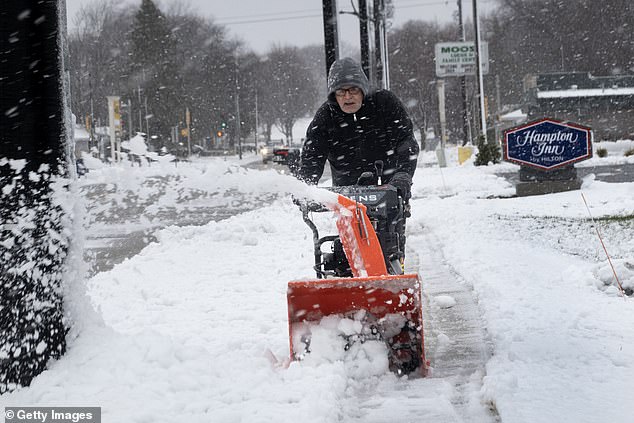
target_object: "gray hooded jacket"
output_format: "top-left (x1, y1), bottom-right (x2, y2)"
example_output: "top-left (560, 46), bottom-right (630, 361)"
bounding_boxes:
top-left (298, 58), bottom-right (419, 190)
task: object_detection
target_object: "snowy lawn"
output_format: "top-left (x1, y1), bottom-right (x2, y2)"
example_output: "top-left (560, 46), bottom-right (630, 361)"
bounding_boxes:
top-left (412, 159), bottom-right (633, 423)
top-left (2, 148), bottom-right (633, 422)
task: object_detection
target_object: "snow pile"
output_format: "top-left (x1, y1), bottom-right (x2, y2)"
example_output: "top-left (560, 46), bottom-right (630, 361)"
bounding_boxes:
top-left (433, 295), bottom-right (457, 309)
top-left (120, 134), bottom-right (150, 157)
top-left (592, 259), bottom-right (634, 294)
top-left (79, 151), bottom-right (105, 170)
top-left (295, 314), bottom-right (391, 379)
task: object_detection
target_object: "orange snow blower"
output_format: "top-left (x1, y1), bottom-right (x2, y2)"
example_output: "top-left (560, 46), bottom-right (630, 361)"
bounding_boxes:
top-left (288, 183), bottom-right (427, 376)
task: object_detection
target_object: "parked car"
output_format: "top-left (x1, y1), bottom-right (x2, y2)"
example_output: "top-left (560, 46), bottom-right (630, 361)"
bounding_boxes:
top-left (272, 146), bottom-right (301, 175)
top-left (260, 144), bottom-right (274, 163)
top-left (272, 146), bottom-right (300, 165)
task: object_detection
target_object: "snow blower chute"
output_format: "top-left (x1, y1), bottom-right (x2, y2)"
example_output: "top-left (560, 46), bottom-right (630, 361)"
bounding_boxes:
top-left (288, 182), bottom-right (427, 376)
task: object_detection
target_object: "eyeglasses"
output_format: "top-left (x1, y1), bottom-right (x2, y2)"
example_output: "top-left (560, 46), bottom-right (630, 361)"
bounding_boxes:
top-left (335, 87), bottom-right (362, 97)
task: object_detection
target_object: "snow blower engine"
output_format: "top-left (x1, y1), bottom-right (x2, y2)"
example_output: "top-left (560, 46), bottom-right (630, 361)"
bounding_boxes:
top-left (287, 165), bottom-right (427, 376)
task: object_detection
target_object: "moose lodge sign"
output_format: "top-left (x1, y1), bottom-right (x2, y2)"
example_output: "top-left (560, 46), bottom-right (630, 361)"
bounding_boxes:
top-left (503, 118), bottom-right (593, 170)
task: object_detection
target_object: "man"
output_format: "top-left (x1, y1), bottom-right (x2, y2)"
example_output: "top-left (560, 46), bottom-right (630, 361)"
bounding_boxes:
top-left (297, 57), bottom-right (419, 201)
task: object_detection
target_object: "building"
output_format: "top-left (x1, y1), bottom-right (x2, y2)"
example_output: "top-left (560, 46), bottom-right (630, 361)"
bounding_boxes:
top-left (524, 72), bottom-right (634, 140)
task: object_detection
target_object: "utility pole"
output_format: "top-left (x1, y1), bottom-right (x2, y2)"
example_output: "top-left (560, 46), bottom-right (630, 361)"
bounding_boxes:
top-left (472, 0), bottom-right (487, 142)
top-left (380, 1), bottom-right (390, 89)
top-left (494, 74), bottom-right (501, 144)
top-left (171, 126), bottom-right (178, 146)
top-left (185, 107), bottom-right (191, 157)
top-left (373, 0), bottom-right (383, 88)
top-left (368, 0), bottom-right (390, 89)
top-left (235, 57), bottom-right (242, 160)
top-left (457, 0), bottom-right (470, 145)
top-left (144, 97), bottom-right (150, 139)
top-left (322, 0), bottom-right (339, 76)
top-left (254, 90), bottom-right (259, 154)
top-left (89, 76), bottom-right (95, 149)
top-left (127, 99), bottom-right (133, 139)
top-left (137, 86), bottom-right (143, 134)
top-left (359, 0), bottom-right (370, 79)
top-left (437, 80), bottom-right (448, 167)
top-left (107, 96), bottom-right (120, 162)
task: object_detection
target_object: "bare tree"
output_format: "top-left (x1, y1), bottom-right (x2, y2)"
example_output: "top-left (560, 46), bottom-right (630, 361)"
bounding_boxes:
top-left (68, 0), bottom-right (254, 153)
top-left (389, 20), bottom-right (462, 142)
top-left (258, 45), bottom-right (319, 144)
top-left (167, 11), bottom-right (238, 146)
top-left (68, 0), bottom-right (134, 129)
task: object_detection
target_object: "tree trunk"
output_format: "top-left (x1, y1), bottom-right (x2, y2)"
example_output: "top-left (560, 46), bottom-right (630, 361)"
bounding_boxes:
top-left (284, 119), bottom-right (295, 144)
top-left (264, 123), bottom-right (273, 142)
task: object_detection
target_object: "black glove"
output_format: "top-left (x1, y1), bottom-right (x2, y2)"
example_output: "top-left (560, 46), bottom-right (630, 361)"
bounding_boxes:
top-left (388, 172), bottom-right (412, 201)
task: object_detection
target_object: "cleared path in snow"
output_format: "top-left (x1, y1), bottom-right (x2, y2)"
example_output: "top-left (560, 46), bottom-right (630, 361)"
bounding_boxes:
top-left (335, 224), bottom-right (499, 423)
top-left (412, 225), bottom-right (500, 422)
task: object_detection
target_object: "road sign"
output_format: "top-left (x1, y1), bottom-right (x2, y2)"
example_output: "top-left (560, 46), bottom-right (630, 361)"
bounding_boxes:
top-left (503, 118), bottom-right (593, 170)
top-left (435, 41), bottom-right (489, 77)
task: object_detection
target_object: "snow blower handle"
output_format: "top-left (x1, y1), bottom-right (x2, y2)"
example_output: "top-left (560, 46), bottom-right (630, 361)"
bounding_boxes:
top-left (374, 160), bottom-right (384, 185)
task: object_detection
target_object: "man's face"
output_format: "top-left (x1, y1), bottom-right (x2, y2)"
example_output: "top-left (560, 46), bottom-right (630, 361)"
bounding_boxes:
top-left (335, 86), bottom-right (364, 114)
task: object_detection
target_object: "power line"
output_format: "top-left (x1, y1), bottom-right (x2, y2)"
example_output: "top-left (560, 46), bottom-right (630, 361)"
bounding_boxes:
top-left (215, 8), bottom-right (319, 21)
top-left (395, 0), bottom-right (494, 5)
top-left (217, 13), bottom-right (322, 26)
top-left (397, 2), bottom-right (456, 10)
top-left (215, 0), bottom-right (495, 26)
top-left (395, 0), bottom-right (455, 6)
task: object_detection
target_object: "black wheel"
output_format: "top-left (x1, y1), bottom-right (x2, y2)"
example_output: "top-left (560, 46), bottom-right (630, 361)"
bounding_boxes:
top-left (388, 326), bottom-right (422, 376)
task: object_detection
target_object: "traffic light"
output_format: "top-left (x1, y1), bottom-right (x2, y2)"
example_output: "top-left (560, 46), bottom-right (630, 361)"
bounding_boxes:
top-left (217, 130), bottom-right (223, 137)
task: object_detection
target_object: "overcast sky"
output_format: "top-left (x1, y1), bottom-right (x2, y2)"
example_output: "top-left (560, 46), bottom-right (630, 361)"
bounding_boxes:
top-left (64, 0), bottom-right (490, 53)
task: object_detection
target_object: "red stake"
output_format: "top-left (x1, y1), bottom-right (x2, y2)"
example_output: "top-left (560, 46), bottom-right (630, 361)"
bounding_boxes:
top-left (581, 192), bottom-right (625, 297)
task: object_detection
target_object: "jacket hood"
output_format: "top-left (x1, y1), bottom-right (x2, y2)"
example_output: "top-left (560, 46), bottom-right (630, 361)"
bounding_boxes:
top-left (327, 57), bottom-right (370, 103)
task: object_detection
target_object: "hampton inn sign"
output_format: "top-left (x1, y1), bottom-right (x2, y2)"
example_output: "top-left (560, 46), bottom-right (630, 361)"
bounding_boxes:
top-left (503, 118), bottom-right (593, 170)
